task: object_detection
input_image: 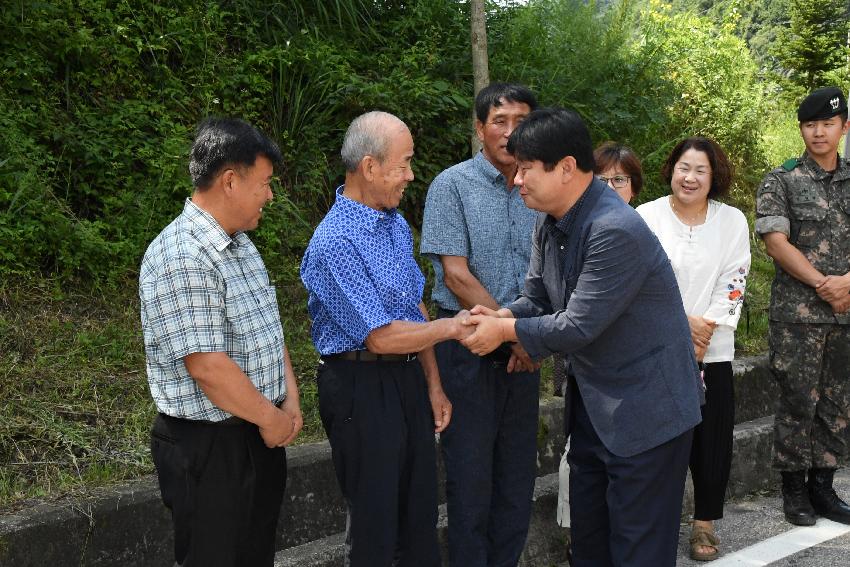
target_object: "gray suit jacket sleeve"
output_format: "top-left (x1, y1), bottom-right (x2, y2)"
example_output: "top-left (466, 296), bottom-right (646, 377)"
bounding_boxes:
top-left (514, 222), bottom-right (650, 360)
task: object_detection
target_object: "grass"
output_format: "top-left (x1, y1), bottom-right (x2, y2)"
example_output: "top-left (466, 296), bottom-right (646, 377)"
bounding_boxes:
top-left (735, 233), bottom-right (772, 356)
top-left (0, 280), bottom-right (152, 508)
top-left (0, 263), bottom-right (560, 510)
top-left (0, 270), bottom-right (327, 510)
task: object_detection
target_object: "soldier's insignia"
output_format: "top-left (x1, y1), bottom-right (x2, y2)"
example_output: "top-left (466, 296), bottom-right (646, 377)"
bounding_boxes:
top-left (782, 158), bottom-right (798, 171)
top-left (831, 97), bottom-right (840, 110)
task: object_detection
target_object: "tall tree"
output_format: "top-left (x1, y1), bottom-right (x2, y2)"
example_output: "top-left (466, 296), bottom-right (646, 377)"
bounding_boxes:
top-left (772, 0), bottom-right (849, 91)
top-left (470, 0), bottom-right (489, 154)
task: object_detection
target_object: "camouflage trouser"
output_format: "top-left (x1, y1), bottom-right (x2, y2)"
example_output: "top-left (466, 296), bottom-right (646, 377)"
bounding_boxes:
top-left (770, 321), bottom-right (850, 471)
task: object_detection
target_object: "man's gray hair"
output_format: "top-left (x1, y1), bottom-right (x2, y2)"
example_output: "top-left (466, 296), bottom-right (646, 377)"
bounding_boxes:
top-left (340, 111), bottom-right (407, 172)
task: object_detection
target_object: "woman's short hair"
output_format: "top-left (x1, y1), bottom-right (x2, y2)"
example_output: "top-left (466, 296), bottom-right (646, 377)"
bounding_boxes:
top-left (593, 142), bottom-right (644, 197)
top-left (661, 137), bottom-right (733, 199)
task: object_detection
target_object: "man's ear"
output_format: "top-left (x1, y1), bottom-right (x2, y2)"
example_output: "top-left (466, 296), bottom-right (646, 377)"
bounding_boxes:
top-left (221, 168), bottom-right (236, 194)
top-left (558, 156), bottom-right (577, 179)
top-left (474, 120), bottom-right (485, 143)
top-left (360, 156), bottom-right (376, 182)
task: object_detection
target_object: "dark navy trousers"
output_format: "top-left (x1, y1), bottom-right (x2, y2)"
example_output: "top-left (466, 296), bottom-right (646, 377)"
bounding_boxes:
top-left (568, 387), bottom-right (693, 567)
top-left (150, 414), bottom-right (287, 567)
top-left (436, 337), bottom-right (540, 567)
top-left (317, 357), bottom-right (440, 567)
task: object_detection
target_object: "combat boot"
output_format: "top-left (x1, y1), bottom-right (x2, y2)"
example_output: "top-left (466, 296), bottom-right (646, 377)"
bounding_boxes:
top-left (808, 468), bottom-right (850, 524)
top-left (781, 470), bottom-right (816, 525)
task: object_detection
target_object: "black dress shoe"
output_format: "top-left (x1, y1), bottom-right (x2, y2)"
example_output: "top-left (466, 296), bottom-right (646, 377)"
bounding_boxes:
top-left (782, 470), bottom-right (817, 525)
top-left (809, 468), bottom-right (850, 524)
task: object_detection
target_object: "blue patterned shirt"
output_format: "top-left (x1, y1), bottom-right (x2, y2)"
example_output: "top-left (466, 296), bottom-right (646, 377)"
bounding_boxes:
top-left (139, 199), bottom-right (286, 421)
top-left (421, 151), bottom-right (537, 310)
top-left (300, 187), bottom-right (426, 355)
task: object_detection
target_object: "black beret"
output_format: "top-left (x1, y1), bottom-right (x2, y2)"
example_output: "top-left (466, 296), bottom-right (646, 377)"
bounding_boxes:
top-left (797, 87), bottom-right (847, 122)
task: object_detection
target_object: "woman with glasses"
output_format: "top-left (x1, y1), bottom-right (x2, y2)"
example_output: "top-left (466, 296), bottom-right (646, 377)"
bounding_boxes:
top-left (594, 141), bottom-right (644, 203)
top-left (636, 137), bottom-right (751, 562)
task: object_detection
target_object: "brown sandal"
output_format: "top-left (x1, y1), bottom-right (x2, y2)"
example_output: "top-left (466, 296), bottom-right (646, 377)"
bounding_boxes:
top-left (689, 524), bottom-right (719, 561)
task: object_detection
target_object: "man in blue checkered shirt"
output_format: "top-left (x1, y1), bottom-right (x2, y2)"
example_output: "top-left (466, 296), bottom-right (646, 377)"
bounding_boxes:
top-left (301, 111), bottom-right (470, 567)
top-left (140, 118), bottom-right (301, 567)
top-left (420, 83), bottom-right (540, 567)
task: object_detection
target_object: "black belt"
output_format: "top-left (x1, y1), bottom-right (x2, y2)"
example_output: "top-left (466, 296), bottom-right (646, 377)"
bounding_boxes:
top-left (324, 350), bottom-right (418, 362)
top-left (160, 412), bottom-right (249, 427)
top-left (163, 398), bottom-right (285, 427)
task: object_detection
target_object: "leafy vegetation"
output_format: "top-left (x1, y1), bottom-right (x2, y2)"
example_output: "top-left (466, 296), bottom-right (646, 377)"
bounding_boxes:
top-left (773, 0), bottom-right (850, 94)
top-left (2, 0), bottom-right (844, 506)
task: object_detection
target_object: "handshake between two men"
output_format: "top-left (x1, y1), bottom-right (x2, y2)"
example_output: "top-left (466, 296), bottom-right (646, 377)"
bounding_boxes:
top-left (451, 306), bottom-right (540, 373)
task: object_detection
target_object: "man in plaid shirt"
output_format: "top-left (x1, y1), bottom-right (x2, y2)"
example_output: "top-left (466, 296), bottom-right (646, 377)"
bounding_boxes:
top-left (140, 118), bottom-right (301, 567)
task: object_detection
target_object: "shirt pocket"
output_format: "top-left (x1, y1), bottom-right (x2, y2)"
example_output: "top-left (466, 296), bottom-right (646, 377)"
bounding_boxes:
top-left (789, 196), bottom-right (827, 248)
top-left (225, 284), bottom-right (282, 374)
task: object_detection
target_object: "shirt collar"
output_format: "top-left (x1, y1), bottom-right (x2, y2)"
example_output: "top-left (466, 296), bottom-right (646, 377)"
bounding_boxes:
top-left (182, 198), bottom-right (237, 252)
top-left (473, 151), bottom-right (512, 187)
top-left (551, 178), bottom-right (603, 236)
top-left (800, 151), bottom-right (848, 180)
top-left (333, 186), bottom-right (397, 232)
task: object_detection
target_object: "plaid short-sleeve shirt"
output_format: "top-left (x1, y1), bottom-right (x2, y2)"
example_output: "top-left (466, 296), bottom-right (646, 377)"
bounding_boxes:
top-left (139, 199), bottom-right (286, 421)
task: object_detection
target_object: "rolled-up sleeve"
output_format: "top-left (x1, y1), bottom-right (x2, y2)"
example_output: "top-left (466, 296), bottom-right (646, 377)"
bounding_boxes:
top-left (755, 173), bottom-right (790, 236)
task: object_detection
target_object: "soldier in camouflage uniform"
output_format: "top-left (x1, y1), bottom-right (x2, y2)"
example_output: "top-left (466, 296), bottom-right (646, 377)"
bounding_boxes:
top-left (756, 86), bottom-right (850, 526)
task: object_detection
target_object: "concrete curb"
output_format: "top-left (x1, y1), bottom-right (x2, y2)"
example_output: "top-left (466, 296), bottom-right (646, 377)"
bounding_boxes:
top-left (0, 398), bottom-right (565, 567)
top-left (271, 415), bottom-right (776, 567)
top-left (732, 355), bottom-right (777, 424)
top-left (273, 474), bottom-right (570, 567)
top-left (0, 355), bottom-right (775, 566)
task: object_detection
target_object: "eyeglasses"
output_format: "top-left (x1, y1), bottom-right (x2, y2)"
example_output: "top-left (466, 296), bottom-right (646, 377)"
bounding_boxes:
top-left (596, 175), bottom-right (631, 188)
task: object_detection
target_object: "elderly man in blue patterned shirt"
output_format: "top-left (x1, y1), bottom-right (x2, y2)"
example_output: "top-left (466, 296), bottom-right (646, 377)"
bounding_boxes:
top-left (300, 111), bottom-right (470, 567)
top-left (420, 83), bottom-right (540, 567)
top-left (140, 118), bottom-right (301, 567)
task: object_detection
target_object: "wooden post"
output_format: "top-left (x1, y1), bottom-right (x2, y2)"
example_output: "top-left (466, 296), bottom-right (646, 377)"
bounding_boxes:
top-left (845, 31), bottom-right (850, 157)
top-left (470, 0), bottom-right (490, 156)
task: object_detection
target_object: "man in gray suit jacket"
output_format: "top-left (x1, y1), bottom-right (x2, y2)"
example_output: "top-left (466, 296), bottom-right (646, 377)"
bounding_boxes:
top-left (462, 107), bottom-right (703, 567)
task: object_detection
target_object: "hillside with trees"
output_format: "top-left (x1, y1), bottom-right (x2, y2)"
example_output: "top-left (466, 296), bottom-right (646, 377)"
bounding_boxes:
top-left (1, 0), bottom-right (847, 506)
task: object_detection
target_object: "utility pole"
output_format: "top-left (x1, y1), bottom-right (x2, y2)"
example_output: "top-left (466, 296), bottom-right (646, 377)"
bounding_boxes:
top-left (845, 30), bottom-right (850, 156)
top-left (470, 0), bottom-right (490, 156)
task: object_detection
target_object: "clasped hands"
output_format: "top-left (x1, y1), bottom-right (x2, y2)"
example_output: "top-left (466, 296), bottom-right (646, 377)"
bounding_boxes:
top-left (815, 274), bottom-right (850, 314)
top-left (689, 315), bottom-right (716, 362)
top-left (259, 396), bottom-right (303, 449)
top-left (452, 306), bottom-right (540, 373)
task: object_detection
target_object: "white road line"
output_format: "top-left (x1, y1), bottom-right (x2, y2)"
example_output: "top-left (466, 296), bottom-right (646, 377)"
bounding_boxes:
top-left (710, 519), bottom-right (850, 566)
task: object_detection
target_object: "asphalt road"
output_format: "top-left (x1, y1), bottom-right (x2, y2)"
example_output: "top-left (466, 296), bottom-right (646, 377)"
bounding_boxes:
top-left (676, 468), bottom-right (850, 566)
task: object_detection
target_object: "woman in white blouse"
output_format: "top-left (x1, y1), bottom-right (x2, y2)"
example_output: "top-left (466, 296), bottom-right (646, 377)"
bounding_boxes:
top-left (636, 137), bottom-right (751, 562)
